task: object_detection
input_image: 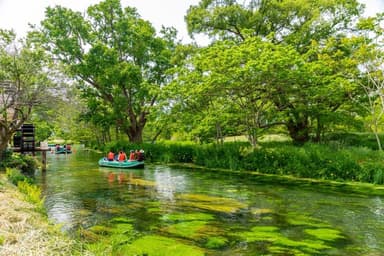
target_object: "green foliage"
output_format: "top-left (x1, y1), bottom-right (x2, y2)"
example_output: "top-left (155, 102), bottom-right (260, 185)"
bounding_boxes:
top-left (0, 29), bottom-right (55, 153)
top-left (324, 132), bottom-right (384, 150)
top-left (5, 168), bottom-right (31, 186)
top-left (0, 149), bottom-right (12, 169)
top-left (17, 180), bottom-right (45, 214)
top-left (4, 153), bottom-right (38, 175)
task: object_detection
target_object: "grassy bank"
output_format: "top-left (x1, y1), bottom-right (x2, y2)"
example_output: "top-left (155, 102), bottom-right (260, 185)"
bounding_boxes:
top-left (104, 133), bottom-right (384, 185)
top-left (0, 170), bottom-right (89, 256)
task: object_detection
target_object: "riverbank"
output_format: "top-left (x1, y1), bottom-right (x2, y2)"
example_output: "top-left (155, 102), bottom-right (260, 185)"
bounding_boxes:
top-left (168, 163), bottom-right (384, 196)
top-left (0, 173), bottom-right (89, 256)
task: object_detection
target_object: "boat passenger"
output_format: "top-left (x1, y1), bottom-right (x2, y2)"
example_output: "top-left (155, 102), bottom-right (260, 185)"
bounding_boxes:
top-left (137, 149), bottom-right (145, 161)
top-left (118, 151), bottom-right (127, 161)
top-left (128, 150), bottom-right (136, 161)
top-left (107, 151), bottom-right (115, 161)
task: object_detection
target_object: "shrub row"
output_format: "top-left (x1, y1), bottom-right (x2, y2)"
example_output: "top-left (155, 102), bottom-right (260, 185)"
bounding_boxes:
top-left (103, 141), bottom-right (384, 184)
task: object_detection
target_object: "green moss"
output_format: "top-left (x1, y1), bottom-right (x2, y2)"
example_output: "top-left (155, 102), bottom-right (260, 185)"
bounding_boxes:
top-left (237, 226), bottom-right (333, 254)
top-left (286, 214), bottom-right (331, 228)
top-left (239, 226), bottom-right (280, 242)
top-left (128, 178), bottom-right (156, 187)
top-left (305, 228), bottom-right (344, 241)
top-left (0, 235), bottom-right (4, 245)
top-left (110, 217), bottom-right (134, 224)
top-left (161, 212), bottom-right (214, 222)
top-left (178, 193), bottom-right (247, 213)
top-left (88, 225), bottom-right (112, 235)
top-left (86, 222), bottom-right (137, 254)
top-left (165, 221), bottom-right (207, 238)
top-left (112, 223), bottom-right (135, 235)
top-left (251, 208), bottom-right (274, 215)
top-left (118, 235), bottom-right (205, 256)
top-left (147, 207), bottom-right (161, 213)
top-left (205, 236), bottom-right (228, 249)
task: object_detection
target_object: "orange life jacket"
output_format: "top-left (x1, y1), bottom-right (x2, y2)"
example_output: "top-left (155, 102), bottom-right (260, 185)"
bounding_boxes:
top-left (107, 152), bottom-right (114, 160)
top-left (129, 152), bottom-right (136, 161)
top-left (118, 152), bottom-right (127, 161)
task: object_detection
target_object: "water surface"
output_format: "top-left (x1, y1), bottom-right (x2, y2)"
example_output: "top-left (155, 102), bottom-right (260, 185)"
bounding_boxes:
top-left (35, 149), bottom-right (384, 255)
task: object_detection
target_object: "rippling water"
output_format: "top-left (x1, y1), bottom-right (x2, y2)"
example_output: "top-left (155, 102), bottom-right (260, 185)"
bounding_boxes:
top-left (35, 148), bottom-right (384, 255)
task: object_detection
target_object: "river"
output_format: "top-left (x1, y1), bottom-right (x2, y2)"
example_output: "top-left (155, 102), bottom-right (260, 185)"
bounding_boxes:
top-left (35, 148), bottom-right (384, 255)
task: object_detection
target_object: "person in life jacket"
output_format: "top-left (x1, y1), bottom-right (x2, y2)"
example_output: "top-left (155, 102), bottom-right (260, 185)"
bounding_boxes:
top-left (107, 151), bottom-right (115, 161)
top-left (128, 150), bottom-right (136, 161)
top-left (136, 149), bottom-right (145, 161)
top-left (118, 151), bottom-right (127, 161)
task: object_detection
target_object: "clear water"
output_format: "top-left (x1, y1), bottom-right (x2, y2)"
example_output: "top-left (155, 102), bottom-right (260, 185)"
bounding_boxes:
top-left (35, 148), bottom-right (384, 255)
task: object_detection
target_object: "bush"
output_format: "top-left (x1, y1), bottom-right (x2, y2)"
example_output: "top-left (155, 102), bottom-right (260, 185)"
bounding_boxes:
top-left (17, 180), bottom-right (45, 214)
top-left (4, 153), bottom-right (38, 175)
top-left (101, 136), bottom-right (384, 185)
top-left (5, 168), bottom-right (32, 185)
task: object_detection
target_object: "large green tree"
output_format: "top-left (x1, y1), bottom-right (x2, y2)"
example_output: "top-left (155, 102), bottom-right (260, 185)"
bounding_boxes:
top-left (38, 0), bottom-right (176, 143)
top-left (0, 29), bottom-right (53, 155)
top-left (180, 0), bottom-right (371, 144)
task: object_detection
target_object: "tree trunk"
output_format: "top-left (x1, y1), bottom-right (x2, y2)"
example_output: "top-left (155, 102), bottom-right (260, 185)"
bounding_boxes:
top-left (286, 115), bottom-right (310, 144)
top-left (126, 112), bottom-right (146, 143)
top-left (0, 126), bottom-right (11, 161)
top-left (216, 122), bottom-right (223, 145)
top-left (128, 126), bottom-right (143, 143)
top-left (314, 116), bottom-right (323, 142)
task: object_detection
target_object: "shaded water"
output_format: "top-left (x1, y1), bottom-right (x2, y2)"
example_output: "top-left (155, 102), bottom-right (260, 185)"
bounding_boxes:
top-left (35, 149), bottom-right (384, 255)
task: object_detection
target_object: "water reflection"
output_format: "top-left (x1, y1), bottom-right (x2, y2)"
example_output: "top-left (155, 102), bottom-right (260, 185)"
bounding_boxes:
top-left (35, 149), bottom-right (384, 255)
top-left (153, 168), bottom-right (186, 201)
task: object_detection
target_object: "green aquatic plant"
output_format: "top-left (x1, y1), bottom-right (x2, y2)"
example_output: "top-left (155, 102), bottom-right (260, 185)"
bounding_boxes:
top-left (305, 228), bottom-right (344, 241)
top-left (165, 221), bottom-right (207, 239)
top-left (204, 236), bottom-right (228, 249)
top-left (161, 212), bottom-right (214, 222)
top-left (128, 178), bottom-right (156, 187)
top-left (161, 213), bottom-right (217, 240)
top-left (88, 225), bottom-right (112, 235)
top-left (178, 194), bottom-right (247, 213)
top-left (239, 226), bottom-right (280, 242)
top-left (251, 208), bottom-right (274, 215)
top-left (118, 235), bottom-right (205, 256)
top-left (85, 222), bottom-right (138, 254)
top-left (110, 217), bottom-right (134, 224)
top-left (286, 214), bottom-right (331, 228)
top-left (236, 225), bottom-right (344, 255)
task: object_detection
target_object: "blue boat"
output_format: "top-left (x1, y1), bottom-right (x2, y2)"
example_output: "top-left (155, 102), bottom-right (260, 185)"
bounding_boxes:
top-left (98, 158), bottom-right (144, 169)
top-left (55, 148), bottom-right (72, 154)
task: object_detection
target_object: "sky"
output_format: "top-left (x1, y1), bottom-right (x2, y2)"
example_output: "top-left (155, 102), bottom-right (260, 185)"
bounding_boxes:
top-left (0, 0), bottom-right (383, 44)
top-left (0, 0), bottom-right (201, 43)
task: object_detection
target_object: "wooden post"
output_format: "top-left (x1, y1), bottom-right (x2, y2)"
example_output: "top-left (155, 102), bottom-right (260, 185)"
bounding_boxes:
top-left (41, 150), bottom-right (47, 172)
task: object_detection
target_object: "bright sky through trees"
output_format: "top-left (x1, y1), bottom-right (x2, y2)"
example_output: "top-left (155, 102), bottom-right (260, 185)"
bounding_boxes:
top-left (0, 0), bottom-right (382, 43)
